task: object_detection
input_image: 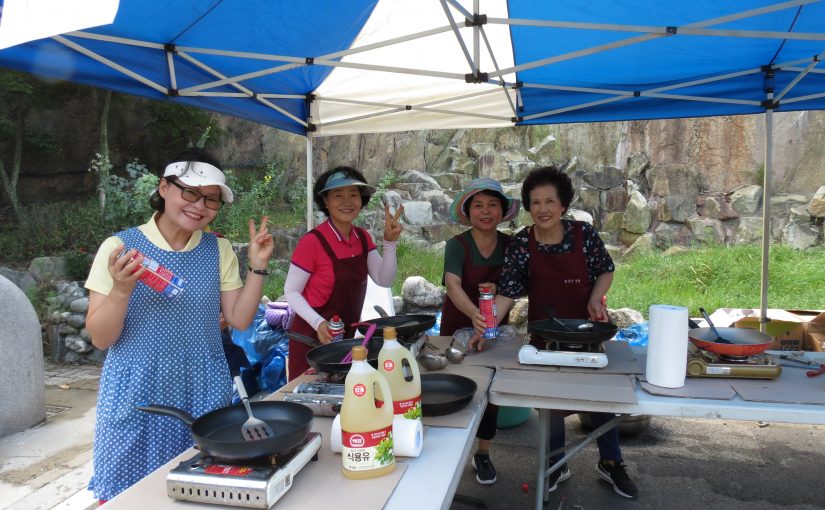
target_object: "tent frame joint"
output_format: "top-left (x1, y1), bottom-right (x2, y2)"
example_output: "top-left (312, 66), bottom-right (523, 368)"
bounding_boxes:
top-left (511, 116), bottom-right (523, 123)
top-left (306, 122), bottom-right (317, 133)
top-left (465, 72), bottom-right (489, 83)
top-left (305, 57), bottom-right (314, 65)
top-left (167, 88), bottom-right (179, 97)
top-left (164, 43), bottom-right (177, 54)
top-left (761, 98), bottom-right (779, 110)
top-left (464, 14), bottom-right (488, 27)
top-left (666, 26), bottom-right (678, 35)
top-left (305, 93), bottom-right (316, 103)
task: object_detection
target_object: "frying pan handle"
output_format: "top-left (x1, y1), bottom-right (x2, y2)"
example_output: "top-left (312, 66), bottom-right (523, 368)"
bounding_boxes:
top-left (135, 404), bottom-right (195, 426)
top-left (373, 305), bottom-right (389, 318)
top-left (688, 318), bottom-right (701, 329)
top-left (285, 331), bottom-right (322, 348)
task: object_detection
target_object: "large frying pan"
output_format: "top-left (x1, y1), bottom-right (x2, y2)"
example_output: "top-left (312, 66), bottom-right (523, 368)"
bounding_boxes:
top-left (528, 319), bottom-right (618, 344)
top-left (356, 314), bottom-right (436, 339)
top-left (136, 401), bottom-right (313, 461)
top-left (688, 327), bottom-right (773, 356)
top-left (286, 331), bottom-right (383, 374)
top-left (420, 373), bottom-right (477, 416)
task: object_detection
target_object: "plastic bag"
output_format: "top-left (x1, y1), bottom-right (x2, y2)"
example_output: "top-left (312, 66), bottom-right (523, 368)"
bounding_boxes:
top-left (614, 322), bottom-right (648, 346)
top-left (426, 310), bottom-right (441, 336)
top-left (230, 304), bottom-right (289, 393)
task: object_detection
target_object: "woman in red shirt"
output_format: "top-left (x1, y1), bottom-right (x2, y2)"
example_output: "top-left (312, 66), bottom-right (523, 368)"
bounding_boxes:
top-left (284, 167), bottom-right (402, 380)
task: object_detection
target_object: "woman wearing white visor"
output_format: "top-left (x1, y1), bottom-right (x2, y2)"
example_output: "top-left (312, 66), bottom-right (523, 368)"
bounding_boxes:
top-left (84, 149), bottom-right (273, 503)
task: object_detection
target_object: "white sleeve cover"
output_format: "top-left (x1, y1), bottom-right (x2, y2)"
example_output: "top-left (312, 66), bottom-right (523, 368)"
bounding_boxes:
top-left (284, 263), bottom-right (326, 331)
top-left (367, 240), bottom-right (397, 288)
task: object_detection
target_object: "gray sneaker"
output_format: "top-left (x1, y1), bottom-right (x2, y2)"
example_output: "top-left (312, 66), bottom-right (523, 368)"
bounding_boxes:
top-left (547, 463), bottom-right (571, 493)
top-left (596, 460), bottom-right (638, 499)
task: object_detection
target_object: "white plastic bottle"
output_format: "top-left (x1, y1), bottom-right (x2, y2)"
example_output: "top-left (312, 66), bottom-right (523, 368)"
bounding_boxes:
top-left (340, 346), bottom-right (396, 479)
top-left (377, 326), bottom-right (422, 420)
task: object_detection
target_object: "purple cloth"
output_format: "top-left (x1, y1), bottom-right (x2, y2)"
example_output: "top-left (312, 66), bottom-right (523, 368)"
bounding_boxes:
top-left (265, 301), bottom-right (294, 330)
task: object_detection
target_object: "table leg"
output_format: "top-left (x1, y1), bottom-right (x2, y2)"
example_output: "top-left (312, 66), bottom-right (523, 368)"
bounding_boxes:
top-left (536, 408), bottom-right (548, 510)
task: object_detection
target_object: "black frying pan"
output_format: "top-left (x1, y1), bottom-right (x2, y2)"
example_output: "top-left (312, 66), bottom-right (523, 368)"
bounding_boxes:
top-left (420, 373), bottom-right (477, 416)
top-left (356, 314), bottom-right (436, 339)
top-left (136, 401), bottom-right (313, 461)
top-left (528, 319), bottom-right (618, 344)
top-left (286, 331), bottom-right (383, 374)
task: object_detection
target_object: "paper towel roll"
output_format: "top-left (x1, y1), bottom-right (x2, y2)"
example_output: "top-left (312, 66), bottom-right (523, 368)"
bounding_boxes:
top-left (646, 304), bottom-right (689, 388)
top-left (331, 415), bottom-right (423, 457)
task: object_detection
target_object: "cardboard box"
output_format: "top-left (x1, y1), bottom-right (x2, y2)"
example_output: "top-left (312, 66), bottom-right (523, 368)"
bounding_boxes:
top-left (707, 308), bottom-right (825, 351)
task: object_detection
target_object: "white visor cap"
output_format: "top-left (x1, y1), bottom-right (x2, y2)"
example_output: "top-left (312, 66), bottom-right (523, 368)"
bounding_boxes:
top-left (163, 161), bottom-right (234, 203)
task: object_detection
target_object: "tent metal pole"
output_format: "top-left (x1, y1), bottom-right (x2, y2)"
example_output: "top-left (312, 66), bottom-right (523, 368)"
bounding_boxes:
top-left (759, 107), bottom-right (773, 333)
top-left (306, 136), bottom-right (314, 230)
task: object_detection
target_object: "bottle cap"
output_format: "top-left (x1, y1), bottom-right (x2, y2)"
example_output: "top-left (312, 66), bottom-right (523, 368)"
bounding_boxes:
top-left (351, 345), bottom-right (367, 361)
top-left (331, 314), bottom-right (341, 323)
top-left (481, 286), bottom-right (491, 293)
top-left (382, 326), bottom-right (397, 340)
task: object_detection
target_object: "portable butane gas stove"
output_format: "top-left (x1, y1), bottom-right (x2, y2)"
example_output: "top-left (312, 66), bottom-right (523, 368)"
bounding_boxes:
top-left (283, 381), bottom-right (345, 416)
top-left (166, 432), bottom-right (322, 508)
top-left (518, 337), bottom-right (609, 368)
top-left (686, 344), bottom-right (782, 379)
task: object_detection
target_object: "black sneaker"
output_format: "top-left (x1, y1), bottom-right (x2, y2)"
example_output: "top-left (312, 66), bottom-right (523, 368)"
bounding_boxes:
top-left (547, 463), bottom-right (571, 493)
top-left (471, 453), bottom-right (497, 485)
top-left (596, 460), bottom-right (638, 499)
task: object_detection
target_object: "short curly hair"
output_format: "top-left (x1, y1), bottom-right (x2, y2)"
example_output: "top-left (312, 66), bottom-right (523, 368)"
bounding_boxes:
top-left (520, 166), bottom-right (574, 212)
top-left (313, 166), bottom-right (373, 217)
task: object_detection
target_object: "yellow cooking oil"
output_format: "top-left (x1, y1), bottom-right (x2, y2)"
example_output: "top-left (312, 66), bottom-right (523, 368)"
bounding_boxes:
top-left (340, 345), bottom-right (396, 479)
top-left (377, 327), bottom-right (422, 420)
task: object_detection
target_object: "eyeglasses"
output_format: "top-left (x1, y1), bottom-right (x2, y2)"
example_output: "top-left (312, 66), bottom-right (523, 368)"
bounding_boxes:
top-left (168, 180), bottom-right (223, 211)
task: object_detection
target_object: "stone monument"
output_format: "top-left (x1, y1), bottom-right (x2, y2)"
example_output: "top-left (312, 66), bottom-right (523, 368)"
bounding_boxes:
top-left (0, 275), bottom-right (45, 437)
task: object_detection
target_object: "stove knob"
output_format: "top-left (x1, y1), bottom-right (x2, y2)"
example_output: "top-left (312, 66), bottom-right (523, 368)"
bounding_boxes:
top-left (686, 358), bottom-right (706, 376)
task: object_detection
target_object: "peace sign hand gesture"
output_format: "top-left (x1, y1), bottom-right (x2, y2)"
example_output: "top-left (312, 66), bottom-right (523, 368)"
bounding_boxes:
top-left (247, 216), bottom-right (274, 271)
top-left (383, 203), bottom-right (404, 242)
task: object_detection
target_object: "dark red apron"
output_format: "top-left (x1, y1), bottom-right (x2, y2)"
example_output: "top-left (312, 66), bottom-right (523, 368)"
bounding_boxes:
top-left (440, 231), bottom-right (510, 336)
top-left (287, 227), bottom-right (369, 380)
top-left (526, 222), bottom-right (591, 347)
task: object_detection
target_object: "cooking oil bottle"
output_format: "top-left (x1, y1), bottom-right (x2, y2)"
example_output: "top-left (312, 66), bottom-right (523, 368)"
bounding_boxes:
top-left (378, 327), bottom-right (422, 420)
top-left (340, 345), bottom-right (395, 479)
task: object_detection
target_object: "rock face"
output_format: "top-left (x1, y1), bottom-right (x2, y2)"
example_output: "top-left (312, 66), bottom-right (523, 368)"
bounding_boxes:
top-left (0, 275), bottom-right (45, 438)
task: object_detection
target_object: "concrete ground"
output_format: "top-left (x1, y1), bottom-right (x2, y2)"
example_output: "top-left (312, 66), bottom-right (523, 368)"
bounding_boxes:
top-left (1, 364), bottom-right (824, 510)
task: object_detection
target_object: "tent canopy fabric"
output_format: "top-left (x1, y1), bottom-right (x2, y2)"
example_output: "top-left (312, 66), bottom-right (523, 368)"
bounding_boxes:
top-left (1, 0), bottom-right (824, 136)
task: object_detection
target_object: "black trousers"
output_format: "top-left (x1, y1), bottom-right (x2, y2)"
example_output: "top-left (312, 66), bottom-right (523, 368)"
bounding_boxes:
top-left (475, 404), bottom-right (499, 441)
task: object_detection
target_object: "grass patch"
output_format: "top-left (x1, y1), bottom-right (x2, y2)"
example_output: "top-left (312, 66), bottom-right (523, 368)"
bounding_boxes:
top-left (393, 240), bottom-right (445, 296)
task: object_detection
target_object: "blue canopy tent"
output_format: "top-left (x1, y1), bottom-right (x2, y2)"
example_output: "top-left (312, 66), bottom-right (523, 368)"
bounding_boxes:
top-left (1, 0), bottom-right (824, 327)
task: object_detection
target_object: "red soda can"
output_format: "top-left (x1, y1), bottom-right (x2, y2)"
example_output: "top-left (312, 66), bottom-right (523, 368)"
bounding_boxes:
top-left (328, 314), bottom-right (345, 342)
top-left (479, 286), bottom-right (497, 339)
top-left (120, 249), bottom-right (185, 300)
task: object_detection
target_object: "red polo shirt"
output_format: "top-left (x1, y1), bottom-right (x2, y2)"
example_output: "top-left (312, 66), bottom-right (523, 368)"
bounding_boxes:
top-left (290, 220), bottom-right (377, 307)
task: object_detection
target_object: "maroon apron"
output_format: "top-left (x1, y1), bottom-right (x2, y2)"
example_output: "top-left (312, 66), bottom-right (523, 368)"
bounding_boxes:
top-left (287, 227), bottom-right (369, 380)
top-left (440, 231), bottom-right (510, 336)
top-left (526, 222), bottom-right (591, 347)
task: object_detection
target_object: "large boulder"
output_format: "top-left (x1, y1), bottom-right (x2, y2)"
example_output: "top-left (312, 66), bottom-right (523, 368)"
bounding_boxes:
top-left (688, 218), bottom-right (726, 244)
top-left (730, 184), bottom-right (762, 214)
top-left (622, 191), bottom-right (652, 234)
top-left (656, 194), bottom-right (695, 223)
top-left (698, 195), bottom-right (739, 220)
top-left (734, 217), bottom-right (764, 245)
top-left (626, 152), bottom-right (650, 181)
top-left (582, 165), bottom-right (624, 190)
top-left (647, 164), bottom-right (700, 198)
top-left (28, 256), bottom-right (66, 283)
top-left (782, 205), bottom-right (821, 249)
top-left (809, 186), bottom-right (825, 217)
top-left (419, 223), bottom-right (466, 244)
top-left (607, 308), bottom-right (645, 329)
top-left (402, 201), bottom-right (434, 226)
top-left (402, 276), bottom-right (444, 308)
top-left (567, 208), bottom-right (594, 225)
top-left (418, 189), bottom-right (452, 219)
top-left (621, 233), bottom-right (655, 260)
top-left (431, 172), bottom-right (467, 191)
top-left (0, 275), bottom-right (45, 437)
top-left (654, 222), bottom-right (694, 249)
top-left (0, 267), bottom-right (36, 294)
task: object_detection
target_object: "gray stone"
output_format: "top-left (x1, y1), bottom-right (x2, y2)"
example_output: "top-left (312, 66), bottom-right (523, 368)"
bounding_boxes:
top-left (808, 186), bottom-right (825, 217)
top-left (575, 186), bottom-right (601, 213)
top-left (608, 308), bottom-right (645, 330)
top-left (688, 217), bottom-right (726, 244)
top-left (431, 172), bottom-right (467, 191)
top-left (618, 229), bottom-right (642, 247)
top-left (69, 297), bottom-right (90, 313)
top-left (582, 165), bottom-right (624, 190)
top-left (402, 201), bottom-right (433, 225)
top-left (604, 244), bottom-right (625, 262)
top-left (80, 328), bottom-right (91, 341)
top-left (401, 276), bottom-right (444, 308)
top-left (418, 189), bottom-right (452, 219)
top-left (654, 222), bottom-right (694, 249)
top-left (392, 296), bottom-right (404, 315)
top-left (621, 233), bottom-right (655, 260)
top-left (0, 275), bottom-right (45, 438)
top-left (566, 208), bottom-right (594, 225)
top-left (698, 195), bottom-right (739, 220)
top-left (382, 190), bottom-right (405, 211)
top-left (558, 156), bottom-right (577, 175)
top-left (626, 152), bottom-right (650, 180)
top-left (509, 298), bottom-right (529, 330)
top-left (730, 185), bottom-right (763, 214)
top-left (603, 212), bottom-right (624, 233)
top-left (647, 164), bottom-right (700, 198)
top-left (65, 335), bottom-right (93, 353)
top-left (468, 142), bottom-right (495, 159)
top-left (419, 223), bottom-right (466, 244)
top-left (622, 191), bottom-right (652, 234)
top-left (604, 187), bottom-right (629, 212)
top-left (662, 245), bottom-right (690, 257)
top-left (398, 169), bottom-right (440, 189)
top-left (782, 205), bottom-right (820, 249)
top-left (66, 313), bottom-right (87, 329)
top-left (46, 323), bottom-right (66, 363)
top-left (57, 323), bottom-right (79, 335)
top-left (0, 267), bottom-right (37, 294)
top-left (28, 256), bottom-right (66, 282)
top-left (656, 194), bottom-right (695, 223)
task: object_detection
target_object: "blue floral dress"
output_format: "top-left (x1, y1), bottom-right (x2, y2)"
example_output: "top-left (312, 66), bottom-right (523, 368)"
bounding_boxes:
top-left (89, 227), bottom-right (232, 500)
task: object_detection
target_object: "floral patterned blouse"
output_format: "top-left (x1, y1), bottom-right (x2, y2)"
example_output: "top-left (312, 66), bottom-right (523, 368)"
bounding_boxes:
top-left (498, 219), bottom-right (615, 299)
